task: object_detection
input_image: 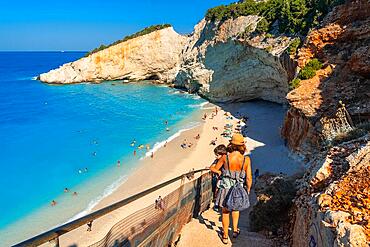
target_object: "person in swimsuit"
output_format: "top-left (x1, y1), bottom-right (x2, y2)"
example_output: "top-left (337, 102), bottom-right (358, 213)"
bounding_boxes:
top-left (210, 133), bottom-right (253, 244)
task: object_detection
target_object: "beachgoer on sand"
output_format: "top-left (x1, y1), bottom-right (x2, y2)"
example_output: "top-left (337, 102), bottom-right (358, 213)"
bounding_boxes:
top-left (210, 137), bottom-right (218, 146)
top-left (195, 134), bottom-right (200, 140)
top-left (210, 133), bottom-right (252, 244)
top-left (151, 152), bottom-right (154, 158)
top-left (73, 192), bottom-right (78, 196)
top-left (210, 144), bottom-right (227, 208)
top-left (155, 196), bottom-right (164, 210)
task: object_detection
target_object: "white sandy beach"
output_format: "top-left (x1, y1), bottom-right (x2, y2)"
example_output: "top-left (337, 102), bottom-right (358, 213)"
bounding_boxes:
top-left (53, 101), bottom-right (303, 246)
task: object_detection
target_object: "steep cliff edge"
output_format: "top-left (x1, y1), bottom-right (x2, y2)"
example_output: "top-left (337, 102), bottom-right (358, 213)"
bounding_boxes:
top-left (281, 0), bottom-right (370, 153)
top-left (39, 16), bottom-right (295, 104)
top-left (280, 1), bottom-right (370, 245)
top-left (175, 16), bottom-right (295, 103)
top-left (39, 27), bottom-right (187, 84)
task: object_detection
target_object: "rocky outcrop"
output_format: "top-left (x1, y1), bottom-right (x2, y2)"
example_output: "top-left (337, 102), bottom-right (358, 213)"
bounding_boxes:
top-left (39, 16), bottom-right (296, 104)
top-left (174, 16), bottom-right (295, 103)
top-left (281, 0), bottom-right (370, 153)
top-left (291, 136), bottom-right (370, 246)
top-left (39, 27), bottom-right (187, 84)
top-left (281, 1), bottom-right (370, 246)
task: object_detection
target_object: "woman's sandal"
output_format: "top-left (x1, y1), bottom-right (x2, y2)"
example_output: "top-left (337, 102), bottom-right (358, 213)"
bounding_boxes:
top-left (232, 228), bottom-right (240, 238)
top-left (219, 231), bottom-right (228, 244)
top-left (222, 235), bottom-right (228, 244)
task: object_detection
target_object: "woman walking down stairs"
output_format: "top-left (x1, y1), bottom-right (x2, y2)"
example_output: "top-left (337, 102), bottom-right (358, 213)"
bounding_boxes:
top-left (177, 190), bottom-right (273, 247)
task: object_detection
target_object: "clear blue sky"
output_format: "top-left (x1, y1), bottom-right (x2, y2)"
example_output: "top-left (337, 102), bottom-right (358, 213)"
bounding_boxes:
top-left (0, 0), bottom-right (235, 51)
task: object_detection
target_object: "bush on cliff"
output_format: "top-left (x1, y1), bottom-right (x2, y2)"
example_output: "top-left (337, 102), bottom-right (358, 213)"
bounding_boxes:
top-left (332, 128), bottom-right (368, 145)
top-left (249, 174), bottom-right (297, 234)
top-left (289, 78), bottom-right (301, 90)
top-left (205, 0), bottom-right (345, 35)
top-left (298, 58), bottom-right (323, 80)
top-left (256, 18), bottom-right (270, 33)
top-left (85, 24), bottom-right (172, 57)
top-left (287, 37), bottom-right (301, 56)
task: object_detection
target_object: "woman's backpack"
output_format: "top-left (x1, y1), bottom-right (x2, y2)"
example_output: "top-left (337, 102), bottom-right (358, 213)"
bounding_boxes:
top-left (225, 156), bottom-right (250, 211)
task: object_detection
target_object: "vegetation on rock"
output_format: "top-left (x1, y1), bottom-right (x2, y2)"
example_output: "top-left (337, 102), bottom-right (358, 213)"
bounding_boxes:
top-left (250, 174), bottom-right (297, 234)
top-left (85, 24), bottom-right (172, 57)
top-left (332, 127), bottom-right (369, 146)
top-left (255, 18), bottom-right (269, 33)
top-left (205, 0), bottom-right (345, 35)
top-left (289, 78), bottom-right (301, 90)
top-left (298, 58), bottom-right (323, 80)
top-left (287, 37), bottom-right (301, 56)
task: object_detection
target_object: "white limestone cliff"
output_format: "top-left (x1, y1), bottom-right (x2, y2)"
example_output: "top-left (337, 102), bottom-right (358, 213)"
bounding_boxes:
top-left (39, 27), bottom-right (186, 84)
top-left (39, 17), bottom-right (295, 103)
top-left (174, 16), bottom-right (295, 103)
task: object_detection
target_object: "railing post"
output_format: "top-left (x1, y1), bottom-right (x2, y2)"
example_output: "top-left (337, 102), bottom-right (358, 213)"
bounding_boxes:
top-left (49, 237), bottom-right (59, 247)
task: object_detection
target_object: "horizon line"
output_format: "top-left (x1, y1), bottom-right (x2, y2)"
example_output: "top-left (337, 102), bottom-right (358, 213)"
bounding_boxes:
top-left (0, 50), bottom-right (87, 52)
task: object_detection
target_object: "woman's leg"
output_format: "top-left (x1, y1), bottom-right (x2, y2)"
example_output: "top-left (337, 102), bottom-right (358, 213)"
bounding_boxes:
top-left (222, 207), bottom-right (230, 237)
top-left (231, 210), bottom-right (240, 232)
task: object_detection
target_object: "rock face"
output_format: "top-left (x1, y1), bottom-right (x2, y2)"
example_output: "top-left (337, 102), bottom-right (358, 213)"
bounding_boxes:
top-left (291, 136), bottom-right (370, 246)
top-left (175, 16), bottom-right (295, 103)
top-left (281, 0), bottom-right (370, 153)
top-left (39, 16), bottom-right (296, 104)
top-left (281, 1), bottom-right (370, 246)
top-left (39, 27), bottom-right (187, 84)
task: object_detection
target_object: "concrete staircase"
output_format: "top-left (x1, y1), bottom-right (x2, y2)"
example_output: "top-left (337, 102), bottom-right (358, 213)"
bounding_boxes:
top-left (177, 191), bottom-right (274, 247)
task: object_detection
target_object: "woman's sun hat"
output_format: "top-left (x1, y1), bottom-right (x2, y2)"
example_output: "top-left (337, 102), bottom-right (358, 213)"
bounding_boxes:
top-left (230, 133), bottom-right (245, 145)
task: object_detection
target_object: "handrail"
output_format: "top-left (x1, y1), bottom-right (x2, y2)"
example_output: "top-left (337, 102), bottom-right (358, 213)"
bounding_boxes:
top-left (13, 168), bottom-right (210, 247)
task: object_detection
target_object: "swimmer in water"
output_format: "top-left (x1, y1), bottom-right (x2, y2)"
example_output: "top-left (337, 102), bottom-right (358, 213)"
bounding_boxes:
top-left (92, 152), bottom-right (97, 156)
top-left (51, 200), bottom-right (57, 206)
top-left (117, 160), bottom-right (121, 167)
top-left (73, 192), bottom-right (78, 196)
top-left (134, 150), bottom-right (136, 156)
top-left (64, 188), bottom-right (69, 193)
top-left (84, 168), bottom-right (88, 172)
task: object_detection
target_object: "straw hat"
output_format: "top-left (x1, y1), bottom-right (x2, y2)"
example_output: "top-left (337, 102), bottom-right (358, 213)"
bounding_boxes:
top-left (230, 133), bottom-right (245, 145)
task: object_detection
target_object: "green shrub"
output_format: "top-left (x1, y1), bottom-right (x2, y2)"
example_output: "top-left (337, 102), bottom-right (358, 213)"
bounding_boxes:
top-left (332, 128), bottom-right (368, 145)
top-left (85, 24), bottom-right (172, 57)
top-left (298, 58), bottom-right (323, 80)
top-left (250, 176), bottom-right (297, 233)
top-left (265, 33), bottom-right (273, 38)
top-left (256, 18), bottom-right (270, 33)
top-left (288, 38), bottom-right (301, 56)
top-left (299, 66), bottom-right (316, 80)
top-left (205, 0), bottom-right (345, 35)
top-left (306, 58), bottom-right (323, 70)
top-left (265, 45), bottom-right (273, 53)
top-left (289, 78), bottom-right (301, 90)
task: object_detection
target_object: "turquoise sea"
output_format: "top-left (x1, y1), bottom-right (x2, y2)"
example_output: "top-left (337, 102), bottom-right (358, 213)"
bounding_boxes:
top-left (0, 52), bottom-right (205, 245)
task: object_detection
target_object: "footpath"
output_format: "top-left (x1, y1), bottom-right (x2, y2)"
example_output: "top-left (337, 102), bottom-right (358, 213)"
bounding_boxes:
top-left (177, 191), bottom-right (273, 247)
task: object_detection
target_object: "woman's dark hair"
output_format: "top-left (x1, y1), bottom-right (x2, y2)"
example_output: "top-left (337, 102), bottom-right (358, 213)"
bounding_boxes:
top-left (227, 143), bottom-right (246, 155)
top-left (214, 144), bottom-right (227, 155)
